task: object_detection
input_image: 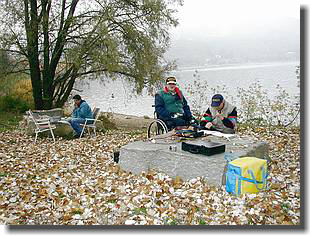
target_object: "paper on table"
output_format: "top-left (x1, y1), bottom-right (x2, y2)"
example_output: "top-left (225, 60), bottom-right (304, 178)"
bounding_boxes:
top-left (57, 117), bottom-right (71, 125)
top-left (200, 130), bottom-right (236, 139)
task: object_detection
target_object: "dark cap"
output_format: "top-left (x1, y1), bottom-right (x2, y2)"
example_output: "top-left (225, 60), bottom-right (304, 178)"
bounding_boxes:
top-left (165, 76), bottom-right (177, 85)
top-left (211, 94), bottom-right (224, 107)
top-left (73, 94), bottom-right (81, 100)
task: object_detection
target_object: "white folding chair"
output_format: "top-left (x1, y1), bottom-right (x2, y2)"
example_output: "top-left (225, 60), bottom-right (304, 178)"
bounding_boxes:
top-left (26, 110), bottom-right (56, 143)
top-left (80, 108), bottom-right (101, 138)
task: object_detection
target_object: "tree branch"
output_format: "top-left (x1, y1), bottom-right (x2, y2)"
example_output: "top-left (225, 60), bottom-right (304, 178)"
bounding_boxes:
top-left (23, 0), bottom-right (30, 30)
top-left (50, 0), bottom-right (79, 75)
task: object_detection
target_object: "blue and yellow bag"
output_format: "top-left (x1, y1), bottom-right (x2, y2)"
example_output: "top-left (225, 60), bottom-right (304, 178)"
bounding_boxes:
top-left (226, 157), bottom-right (268, 195)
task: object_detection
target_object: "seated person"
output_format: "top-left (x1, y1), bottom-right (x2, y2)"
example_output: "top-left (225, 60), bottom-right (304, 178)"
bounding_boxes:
top-left (155, 76), bottom-right (193, 130)
top-left (69, 94), bottom-right (93, 138)
top-left (200, 94), bottom-right (237, 134)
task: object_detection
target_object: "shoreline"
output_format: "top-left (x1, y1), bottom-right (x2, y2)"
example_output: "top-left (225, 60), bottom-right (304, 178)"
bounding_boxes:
top-left (174, 60), bottom-right (300, 73)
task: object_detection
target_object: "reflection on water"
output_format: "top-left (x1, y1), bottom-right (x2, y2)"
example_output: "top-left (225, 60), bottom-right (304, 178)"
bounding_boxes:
top-left (75, 61), bottom-right (300, 117)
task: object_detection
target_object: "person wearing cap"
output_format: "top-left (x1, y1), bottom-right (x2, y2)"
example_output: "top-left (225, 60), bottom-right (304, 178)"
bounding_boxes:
top-left (155, 76), bottom-right (193, 129)
top-left (200, 94), bottom-right (237, 134)
top-left (69, 94), bottom-right (93, 138)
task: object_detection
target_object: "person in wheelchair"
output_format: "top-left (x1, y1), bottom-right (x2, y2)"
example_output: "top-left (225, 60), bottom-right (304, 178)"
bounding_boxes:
top-left (155, 76), bottom-right (193, 130)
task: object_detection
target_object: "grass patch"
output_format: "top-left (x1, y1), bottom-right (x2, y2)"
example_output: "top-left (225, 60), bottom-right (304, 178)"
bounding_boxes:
top-left (0, 73), bottom-right (34, 114)
top-left (0, 111), bottom-right (23, 132)
top-left (107, 199), bottom-right (117, 204)
top-left (133, 207), bottom-right (147, 215)
top-left (169, 218), bottom-right (178, 225)
top-left (128, 129), bottom-right (146, 137)
top-left (0, 95), bottom-right (30, 113)
top-left (198, 219), bottom-right (207, 225)
top-left (0, 172), bottom-right (9, 177)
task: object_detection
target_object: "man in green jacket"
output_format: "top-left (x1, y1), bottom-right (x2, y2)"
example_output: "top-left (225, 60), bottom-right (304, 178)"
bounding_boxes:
top-left (155, 76), bottom-right (193, 130)
top-left (69, 94), bottom-right (93, 138)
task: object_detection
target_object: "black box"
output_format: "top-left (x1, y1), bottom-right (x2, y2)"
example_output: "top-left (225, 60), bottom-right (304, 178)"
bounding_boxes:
top-left (182, 140), bottom-right (225, 156)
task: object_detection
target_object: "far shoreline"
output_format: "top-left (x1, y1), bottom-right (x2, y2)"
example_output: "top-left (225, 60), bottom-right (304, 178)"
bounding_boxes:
top-left (173, 60), bottom-right (300, 72)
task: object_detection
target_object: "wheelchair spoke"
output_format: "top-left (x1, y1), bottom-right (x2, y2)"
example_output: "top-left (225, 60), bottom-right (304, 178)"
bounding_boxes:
top-left (147, 119), bottom-right (168, 139)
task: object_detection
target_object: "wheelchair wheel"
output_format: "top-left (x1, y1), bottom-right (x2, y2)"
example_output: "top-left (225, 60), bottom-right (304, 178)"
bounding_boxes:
top-left (147, 119), bottom-right (168, 139)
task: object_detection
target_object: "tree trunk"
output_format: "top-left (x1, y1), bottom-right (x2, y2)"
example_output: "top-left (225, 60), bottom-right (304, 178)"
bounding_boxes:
top-left (29, 62), bottom-right (43, 109)
top-left (42, 74), bottom-right (54, 109)
top-left (41, 0), bottom-right (53, 110)
top-left (24, 0), bottom-right (43, 109)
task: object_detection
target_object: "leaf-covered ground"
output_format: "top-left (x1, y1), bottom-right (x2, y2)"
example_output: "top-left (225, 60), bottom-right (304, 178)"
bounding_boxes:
top-left (0, 126), bottom-right (300, 225)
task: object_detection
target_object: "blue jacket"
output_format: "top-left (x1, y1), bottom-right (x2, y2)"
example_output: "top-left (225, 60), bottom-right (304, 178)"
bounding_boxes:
top-left (72, 100), bottom-right (93, 119)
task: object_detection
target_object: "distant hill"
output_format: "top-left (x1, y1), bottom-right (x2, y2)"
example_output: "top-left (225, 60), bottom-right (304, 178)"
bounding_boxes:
top-left (166, 17), bottom-right (300, 67)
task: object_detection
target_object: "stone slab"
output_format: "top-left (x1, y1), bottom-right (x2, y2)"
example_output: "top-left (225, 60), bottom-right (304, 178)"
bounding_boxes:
top-left (119, 134), bottom-right (269, 186)
top-left (21, 108), bottom-right (74, 137)
top-left (52, 121), bottom-right (73, 137)
top-left (32, 108), bottom-right (63, 117)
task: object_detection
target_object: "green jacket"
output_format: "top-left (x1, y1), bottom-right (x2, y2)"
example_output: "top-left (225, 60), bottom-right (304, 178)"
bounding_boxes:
top-left (158, 90), bottom-right (184, 114)
top-left (155, 87), bottom-right (192, 121)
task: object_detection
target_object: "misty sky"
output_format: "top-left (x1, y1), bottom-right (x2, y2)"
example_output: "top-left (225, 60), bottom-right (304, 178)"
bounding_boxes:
top-left (171, 0), bottom-right (300, 38)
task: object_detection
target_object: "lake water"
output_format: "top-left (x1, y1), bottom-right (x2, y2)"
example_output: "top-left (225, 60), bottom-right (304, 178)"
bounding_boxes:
top-left (76, 61), bottom-right (300, 118)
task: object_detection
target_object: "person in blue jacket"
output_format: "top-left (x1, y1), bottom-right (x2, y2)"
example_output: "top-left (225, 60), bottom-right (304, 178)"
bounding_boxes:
top-left (155, 76), bottom-right (193, 130)
top-left (69, 94), bottom-right (93, 138)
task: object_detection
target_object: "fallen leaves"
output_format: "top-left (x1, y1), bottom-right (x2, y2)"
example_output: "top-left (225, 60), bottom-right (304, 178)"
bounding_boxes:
top-left (0, 126), bottom-right (301, 225)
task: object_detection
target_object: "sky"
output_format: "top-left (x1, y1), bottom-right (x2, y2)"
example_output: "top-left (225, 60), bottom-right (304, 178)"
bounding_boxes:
top-left (171, 0), bottom-right (300, 37)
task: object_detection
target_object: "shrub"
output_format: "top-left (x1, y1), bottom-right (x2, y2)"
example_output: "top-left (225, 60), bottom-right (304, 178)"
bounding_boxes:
top-left (0, 95), bottom-right (30, 113)
top-left (98, 113), bottom-right (117, 130)
top-left (0, 50), bottom-right (11, 76)
top-left (185, 70), bottom-right (300, 127)
top-left (0, 74), bottom-right (33, 112)
top-left (185, 70), bottom-right (236, 120)
top-left (10, 78), bottom-right (33, 105)
top-left (236, 81), bottom-right (299, 126)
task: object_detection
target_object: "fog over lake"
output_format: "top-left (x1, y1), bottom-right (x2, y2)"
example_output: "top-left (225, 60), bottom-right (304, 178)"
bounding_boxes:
top-left (75, 0), bottom-right (300, 117)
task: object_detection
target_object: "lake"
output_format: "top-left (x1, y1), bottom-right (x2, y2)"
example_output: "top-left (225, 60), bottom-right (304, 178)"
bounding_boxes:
top-left (76, 61), bottom-right (300, 118)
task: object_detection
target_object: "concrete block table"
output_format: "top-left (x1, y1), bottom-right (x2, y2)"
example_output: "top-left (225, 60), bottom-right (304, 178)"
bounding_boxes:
top-left (118, 135), bottom-right (269, 186)
top-left (22, 108), bottom-right (73, 137)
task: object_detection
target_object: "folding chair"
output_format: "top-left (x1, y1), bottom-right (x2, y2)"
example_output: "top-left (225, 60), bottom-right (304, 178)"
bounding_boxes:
top-left (26, 110), bottom-right (56, 143)
top-left (80, 107), bottom-right (101, 138)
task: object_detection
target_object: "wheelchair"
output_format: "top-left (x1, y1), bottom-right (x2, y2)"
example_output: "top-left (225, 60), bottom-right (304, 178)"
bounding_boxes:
top-left (146, 105), bottom-right (169, 139)
top-left (146, 106), bottom-right (197, 139)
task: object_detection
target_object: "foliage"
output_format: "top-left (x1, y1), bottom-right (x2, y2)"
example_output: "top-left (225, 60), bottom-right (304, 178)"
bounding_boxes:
top-left (163, 216), bottom-right (179, 225)
top-left (0, 49), bottom-right (12, 76)
top-left (185, 70), bottom-right (236, 120)
top-left (237, 82), bottom-right (298, 126)
top-left (10, 79), bottom-right (33, 105)
top-left (0, 0), bottom-right (181, 110)
top-left (0, 73), bottom-right (34, 112)
top-left (184, 71), bottom-right (209, 119)
top-left (185, 70), bottom-right (300, 127)
top-left (133, 207), bottom-right (147, 215)
top-left (0, 111), bottom-right (22, 132)
top-left (198, 219), bottom-right (207, 225)
top-left (0, 124), bottom-right (300, 225)
top-left (0, 95), bottom-right (31, 113)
